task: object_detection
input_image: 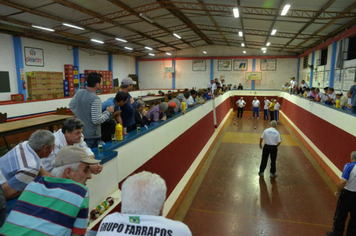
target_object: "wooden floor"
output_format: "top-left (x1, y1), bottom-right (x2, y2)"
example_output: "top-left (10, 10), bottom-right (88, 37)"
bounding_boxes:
top-left (174, 111), bottom-right (339, 236)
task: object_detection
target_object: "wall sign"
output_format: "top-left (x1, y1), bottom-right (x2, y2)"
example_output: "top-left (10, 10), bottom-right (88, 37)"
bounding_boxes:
top-left (245, 72), bottom-right (262, 80)
top-left (233, 59), bottom-right (247, 71)
top-left (218, 60), bottom-right (232, 71)
top-left (165, 67), bottom-right (175, 73)
top-left (192, 60), bottom-right (206, 71)
top-left (260, 59), bottom-right (276, 71)
top-left (24, 47), bottom-right (44, 67)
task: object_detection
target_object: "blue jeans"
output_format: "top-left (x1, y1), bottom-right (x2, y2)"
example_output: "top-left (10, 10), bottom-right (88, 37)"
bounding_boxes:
top-left (274, 110), bottom-right (279, 123)
top-left (84, 137), bottom-right (101, 148)
top-left (264, 109), bottom-right (269, 120)
top-left (253, 107), bottom-right (259, 118)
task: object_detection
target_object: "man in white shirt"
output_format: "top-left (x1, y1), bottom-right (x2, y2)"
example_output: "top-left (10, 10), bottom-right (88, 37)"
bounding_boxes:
top-left (300, 80), bottom-right (309, 91)
top-left (326, 87), bottom-right (336, 105)
top-left (207, 79), bottom-right (214, 89)
top-left (252, 97), bottom-right (260, 119)
top-left (236, 97), bottom-right (246, 119)
top-left (97, 171), bottom-right (192, 236)
top-left (183, 91), bottom-right (195, 107)
top-left (258, 120), bottom-right (282, 178)
top-left (263, 97), bottom-right (270, 120)
top-left (41, 117), bottom-right (102, 174)
top-left (274, 99), bottom-right (281, 123)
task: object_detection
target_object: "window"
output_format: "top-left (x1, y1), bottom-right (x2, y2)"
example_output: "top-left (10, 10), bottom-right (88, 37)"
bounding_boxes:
top-left (347, 36), bottom-right (356, 60)
top-left (320, 48), bottom-right (328, 65)
top-left (303, 56), bottom-right (308, 69)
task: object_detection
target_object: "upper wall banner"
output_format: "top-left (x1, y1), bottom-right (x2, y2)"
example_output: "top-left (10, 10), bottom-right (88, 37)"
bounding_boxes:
top-left (261, 59), bottom-right (276, 71)
top-left (24, 47), bottom-right (44, 67)
top-left (233, 59), bottom-right (247, 71)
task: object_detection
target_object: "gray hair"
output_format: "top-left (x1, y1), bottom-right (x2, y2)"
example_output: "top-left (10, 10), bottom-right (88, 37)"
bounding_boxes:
top-left (28, 130), bottom-right (55, 151)
top-left (62, 117), bottom-right (85, 134)
top-left (351, 151), bottom-right (356, 161)
top-left (121, 171), bottom-right (167, 216)
top-left (159, 102), bottom-right (168, 110)
top-left (51, 162), bottom-right (80, 178)
top-left (136, 100), bottom-right (145, 108)
top-left (270, 120), bottom-right (277, 127)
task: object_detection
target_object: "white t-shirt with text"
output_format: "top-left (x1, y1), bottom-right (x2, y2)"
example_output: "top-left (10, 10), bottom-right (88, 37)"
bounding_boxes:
top-left (261, 127), bottom-right (281, 145)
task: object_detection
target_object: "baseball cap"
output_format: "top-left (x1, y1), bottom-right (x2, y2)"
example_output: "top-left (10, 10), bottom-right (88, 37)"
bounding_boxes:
top-left (121, 77), bottom-right (137, 86)
top-left (53, 146), bottom-right (100, 167)
top-left (169, 101), bottom-right (178, 108)
top-left (176, 94), bottom-right (184, 100)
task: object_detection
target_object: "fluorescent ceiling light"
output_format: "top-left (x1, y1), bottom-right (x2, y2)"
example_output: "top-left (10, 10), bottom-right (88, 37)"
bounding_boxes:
top-left (266, 42), bottom-right (271, 46)
top-left (145, 46), bottom-right (153, 50)
top-left (261, 47), bottom-right (267, 51)
top-left (238, 31), bottom-right (243, 37)
top-left (233, 7), bottom-right (239, 18)
top-left (173, 33), bottom-right (181, 39)
top-left (125, 47), bottom-right (133, 50)
top-left (243, 51), bottom-right (246, 54)
top-left (271, 29), bottom-right (277, 35)
top-left (149, 53), bottom-right (155, 56)
top-left (115, 38), bottom-right (127, 43)
top-left (281, 4), bottom-right (291, 16)
top-left (203, 51), bottom-right (207, 54)
top-left (31, 25), bottom-right (54, 32)
top-left (139, 13), bottom-right (154, 23)
top-left (166, 52), bottom-right (172, 55)
top-left (263, 51), bottom-right (267, 53)
top-left (90, 39), bottom-right (104, 44)
top-left (241, 43), bottom-right (245, 47)
top-left (62, 23), bottom-right (84, 30)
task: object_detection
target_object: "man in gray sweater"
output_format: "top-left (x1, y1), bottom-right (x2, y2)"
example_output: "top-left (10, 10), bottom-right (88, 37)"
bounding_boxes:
top-left (69, 72), bottom-right (114, 148)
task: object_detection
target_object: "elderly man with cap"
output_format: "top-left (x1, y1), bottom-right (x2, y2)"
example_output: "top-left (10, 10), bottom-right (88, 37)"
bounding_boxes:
top-left (96, 171), bottom-right (192, 236)
top-left (119, 77), bottom-right (137, 133)
top-left (334, 91), bottom-right (348, 109)
top-left (135, 100), bottom-right (148, 127)
top-left (165, 101), bottom-right (178, 118)
top-left (170, 93), bottom-right (184, 113)
top-left (0, 146), bottom-right (100, 236)
top-left (146, 102), bottom-right (168, 122)
top-left (258, 120), bottom-right (282, 178)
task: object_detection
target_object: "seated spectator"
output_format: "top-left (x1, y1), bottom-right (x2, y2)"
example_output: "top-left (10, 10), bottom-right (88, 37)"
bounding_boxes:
top-left (237, 83), bottom-right (243, 90)
top-left (135, 100), bottom-right (148, 127)
top-left (96, 171), bottom-right (192, 236)
top-left (309, 87), bottom-right (317, 100)
top-left (315, 88), bottom-right (321, 102)
top-left (204, 88), bottom-right (212, 100)
top-left (350, 85), bottom-right (356, 114)
top-left (165, 101), bottom-right (177, 118)
top-left (0, 187), bottom-right (5, 227)
top-left (320, 87), bottom-right (329, 103)
top-left (300, 86), bottom-right (307, 97)
top-left (282, 82), bottom-right (289, 91)
top-left (300, 80), bottom-right (309, 91)
top-left (0, 130), bottom-right (54, 201)
top-left (303, 88), bottom-right (311, 98)
top-left (184, 91), bottom-right (195, 107)
top-left (326, 87), bottom-right (336, 105)
top-left (190, 90), bottom-right (197, 103)
top-left (146, 102), bottom-right (168, 122)
top-left (170, 94), bottom-right (184, 113)
top-left (0, 146), bottom-right (100, 236)
top-left (196, 91), bottom-right (205, 104)
top-left (335, 91), bottom-right (348, 109)
top-left (41, 117), bottom-right (102, 174)
top-left (233, 85), bottom-right (237, 90)
top-left (101, 91), bottom-right (128, 142)
top-left (346, 90), bottom-right (353, 110)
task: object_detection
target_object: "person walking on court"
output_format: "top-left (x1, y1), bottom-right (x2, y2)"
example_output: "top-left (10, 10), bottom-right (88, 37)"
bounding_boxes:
top-left (258, 120), bottom-right (281, 178)
top-left (269, 99), bottom-right (276, 121)
top-left (327, 151), bottom-right (356, 236)
top-left (236, 97), bottom-right (246, 119)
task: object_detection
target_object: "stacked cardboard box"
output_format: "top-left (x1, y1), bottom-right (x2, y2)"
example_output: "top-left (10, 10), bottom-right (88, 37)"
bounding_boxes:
top-left (84, 70), bottom-right (112, 94)
top-left (26, 71), bottom-right (64, 100)
top-left (79, 73), bottom-right (86, 89)
top-left (64, 64), bottom-right (75, 97)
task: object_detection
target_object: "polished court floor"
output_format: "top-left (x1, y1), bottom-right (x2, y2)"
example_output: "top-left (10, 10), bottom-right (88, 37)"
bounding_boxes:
top-left (174, 112), bottom-right (340, 236)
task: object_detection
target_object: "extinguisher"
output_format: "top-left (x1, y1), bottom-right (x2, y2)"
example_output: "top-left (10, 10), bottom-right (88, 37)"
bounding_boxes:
top-left (23, 81), bottom-right (27, 89)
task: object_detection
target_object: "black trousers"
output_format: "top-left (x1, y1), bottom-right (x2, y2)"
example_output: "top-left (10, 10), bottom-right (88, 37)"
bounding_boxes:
top-left (259, 144), bottom-right (278, 174)
top-left (269, 111), bottom-right (275, 121)
top-left (101, 120), bottom-right (117, 142)
top-left (237, 107), bottom-right (244, 118)
top-left (332, 189), bottom-right (356, 236)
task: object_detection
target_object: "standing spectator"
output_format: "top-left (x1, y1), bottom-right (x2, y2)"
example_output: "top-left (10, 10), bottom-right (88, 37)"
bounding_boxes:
top-left (326, 151), bottom-right (356, 236)
top-left (252, 97), bottom-right (260, 119)
top-left (335, 91), bottom-right (348, 109)
top-left (274, 99), bottom-right (281, 123)
top-left (41, 117), bottom-right (102, 174)
top-left (135, 100), bottom-right (148, 127)
top-left (69, 72), bottom-right (113, 148)
top-left (350, 85), bottom-right (356, 114)
top-left (0, 146), bottom-right (100, 236)
top-left (96, 171), bottom-right (192, 236)
top-left (269, 99), bottom-right (276, 121)
top-left (236, 97), bottom-right (246, 119)
top-left (258, 120), bottom-right (282, 178)
top-left (0, 130), bottom-right (54, 201)
top-left (101, 91), bottom-right (128, 141)
top-left (211, 80), bottom-right (217, 96)
top-left (207, 79), bottom-right (214, 89)
top-left (237, 83), bottom-right (243, 90)
top-left (263, 97), bottom-right (270, 120)
top-left (146, 102), bottom-right (168, 122)
top-left (119, 77), bottom-right (138, 133)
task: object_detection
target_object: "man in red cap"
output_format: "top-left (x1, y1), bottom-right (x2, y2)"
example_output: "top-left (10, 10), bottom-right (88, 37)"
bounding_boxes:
top-left (165, 101), bottom-right (178, 118)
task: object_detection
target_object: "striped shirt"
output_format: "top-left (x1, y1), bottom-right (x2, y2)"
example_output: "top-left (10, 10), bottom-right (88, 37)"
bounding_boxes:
top-left (0, 176), bottom-right (89, 236)
top-left (0, 141), bottom-right (40, 192)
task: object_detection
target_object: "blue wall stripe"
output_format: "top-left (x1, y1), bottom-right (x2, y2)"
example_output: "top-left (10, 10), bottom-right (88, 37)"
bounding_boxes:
top-left (251, 59), bottom-right (256, 90)
top-left (210, 59), bottom-right (214, 81)
top-left (13, 36), bottom-right (26, 100)
top-left (310, 51), bottom-right (315, 87)
top-left (108, 53), bottom-right (113, 72)
top-left (329, 41), bottom-right (337, 88)
top-left (73, 47), bottom-right (79, 72)
top-left (172, 59), bottom-right (176, 89)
